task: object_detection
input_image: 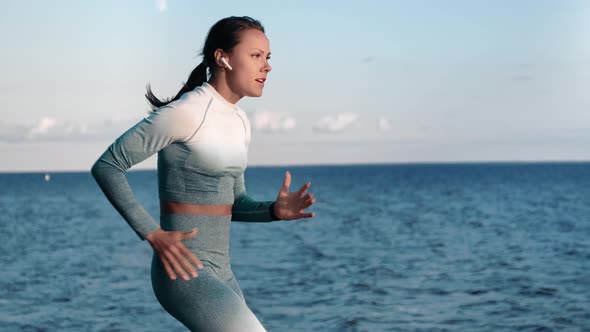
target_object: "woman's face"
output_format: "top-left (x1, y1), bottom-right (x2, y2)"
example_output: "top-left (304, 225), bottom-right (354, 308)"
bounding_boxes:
top-left (224, 29), bottom-right (272, 98)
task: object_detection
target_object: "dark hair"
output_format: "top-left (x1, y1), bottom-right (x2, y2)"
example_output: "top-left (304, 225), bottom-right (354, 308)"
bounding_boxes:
top-left (145, 16), bottom-right (265, 112)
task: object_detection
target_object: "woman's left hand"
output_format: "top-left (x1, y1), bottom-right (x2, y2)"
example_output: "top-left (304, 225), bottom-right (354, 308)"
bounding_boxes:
top-left (273, 171), bottom-right (316, 220)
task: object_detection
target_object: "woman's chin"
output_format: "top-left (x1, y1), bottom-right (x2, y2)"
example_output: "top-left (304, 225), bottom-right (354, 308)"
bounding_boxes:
top-left (247, 90), bottom-right (263, 97)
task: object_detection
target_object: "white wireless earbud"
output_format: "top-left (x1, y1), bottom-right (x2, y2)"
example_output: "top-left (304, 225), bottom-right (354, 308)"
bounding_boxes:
top-left (221, 57), bottom-right (233, 71)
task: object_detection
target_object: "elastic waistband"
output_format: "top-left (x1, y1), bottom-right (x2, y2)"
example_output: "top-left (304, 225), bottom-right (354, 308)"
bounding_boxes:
top-left (159, 214), bottom-right (231, 251)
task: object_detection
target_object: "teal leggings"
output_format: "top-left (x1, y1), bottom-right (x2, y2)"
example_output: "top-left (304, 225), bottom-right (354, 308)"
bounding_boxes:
top-left (150, 214), bottom-right (267, 332)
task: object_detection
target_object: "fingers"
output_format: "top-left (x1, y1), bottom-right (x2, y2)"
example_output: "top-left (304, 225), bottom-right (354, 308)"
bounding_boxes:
top-left (299, 211), bottom-right (315, 218)
top-left (282, 171), bottom-right (291, 191)
top-left (302, 195), bottom-right (316, 209)
top-left (160, 255), bottom-right (177, 280)
top-left (297, 181), bottom-right (311, 196)
top-left (296, 191), bottom-right (316, 219)
top-left (158, 241), bottom-right (203, 281)
top-left (182, 228), bottom-right (198, 240)
top-left (179, 245), bottom-right (204, 270)
top-left (169, 245), bottom-right (199, 280)
top-left (296, 192), bottom-right (314, 206)
top-left (163, 249), bottom-right (189, 280)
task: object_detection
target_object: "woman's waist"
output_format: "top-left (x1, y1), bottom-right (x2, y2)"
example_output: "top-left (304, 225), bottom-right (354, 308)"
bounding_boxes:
top-left (159, 213), bottom-right (231, 250)
top-left (161, 200), bottom-right (232, 215)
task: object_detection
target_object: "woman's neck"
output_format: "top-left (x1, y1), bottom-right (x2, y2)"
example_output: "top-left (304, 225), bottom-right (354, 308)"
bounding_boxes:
top-left (207, 78), bottom-right (241, 105)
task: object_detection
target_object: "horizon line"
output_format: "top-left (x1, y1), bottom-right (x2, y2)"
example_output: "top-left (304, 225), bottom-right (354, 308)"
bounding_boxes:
top-left (1, 159), bottom-right (589, 174)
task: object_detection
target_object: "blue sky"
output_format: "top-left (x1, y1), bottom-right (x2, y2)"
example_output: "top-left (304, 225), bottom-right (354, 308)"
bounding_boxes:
top-left (0, 0), bottom-right (588, 172)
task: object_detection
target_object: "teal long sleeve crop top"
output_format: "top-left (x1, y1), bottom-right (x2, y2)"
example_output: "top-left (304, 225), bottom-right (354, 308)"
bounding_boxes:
top-left (91, 82), bottom-right (280, 241)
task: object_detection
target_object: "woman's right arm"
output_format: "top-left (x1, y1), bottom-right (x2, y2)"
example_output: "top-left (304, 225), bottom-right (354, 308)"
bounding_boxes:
top-left (91, 105), bottom-right (194, 241)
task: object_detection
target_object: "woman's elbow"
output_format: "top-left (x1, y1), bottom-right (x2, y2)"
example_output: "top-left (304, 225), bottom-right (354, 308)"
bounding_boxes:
top-left (90, 158), bottom-right (115, 180)
top-left (90, 159), bottom-right (107, 184)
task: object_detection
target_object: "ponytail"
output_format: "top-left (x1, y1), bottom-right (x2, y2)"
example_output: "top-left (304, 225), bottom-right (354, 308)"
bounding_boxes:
top-left (144, 16), bottom-right (265, 113)
top-left (145, 60), bottom-right (209, 112)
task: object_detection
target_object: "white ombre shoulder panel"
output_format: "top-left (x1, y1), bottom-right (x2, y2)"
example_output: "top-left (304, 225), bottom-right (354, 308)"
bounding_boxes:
top-left (154, 82), bottom-right (252, 205)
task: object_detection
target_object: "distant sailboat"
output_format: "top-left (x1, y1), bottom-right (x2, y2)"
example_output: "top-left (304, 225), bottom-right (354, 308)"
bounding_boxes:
top-left (44, 173), bottom-right (51, 182)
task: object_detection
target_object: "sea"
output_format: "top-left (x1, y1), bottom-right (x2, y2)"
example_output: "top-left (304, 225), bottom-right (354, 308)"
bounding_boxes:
top-left (0, 162), bottom-right (589, 332)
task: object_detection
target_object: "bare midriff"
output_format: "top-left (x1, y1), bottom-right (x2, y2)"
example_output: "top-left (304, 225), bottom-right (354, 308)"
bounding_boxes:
top-left (160, 200), bottom-right (233, 216)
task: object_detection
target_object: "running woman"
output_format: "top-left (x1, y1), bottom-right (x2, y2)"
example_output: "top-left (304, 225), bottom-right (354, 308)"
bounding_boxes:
top-left (91, 16), bottom-right (316, 332)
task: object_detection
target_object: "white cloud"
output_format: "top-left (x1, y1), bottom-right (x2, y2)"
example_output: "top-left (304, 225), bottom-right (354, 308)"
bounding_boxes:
top-left (313, 112), bottom-right (360, 133)
top-left (156, 0), bottom-right (167, 12)
top-left (0, 117), bottom-right (138, 143)
top-left (30, 117), bottom-right (58, 134)
top-left (377, 117), bottom-right (391, 132)
top-left (251, 110), bottom-right (296, 133)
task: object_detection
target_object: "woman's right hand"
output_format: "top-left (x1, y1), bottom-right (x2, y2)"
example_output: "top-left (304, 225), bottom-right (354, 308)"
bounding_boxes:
top-left (145, 228), bottom-right (204, 281)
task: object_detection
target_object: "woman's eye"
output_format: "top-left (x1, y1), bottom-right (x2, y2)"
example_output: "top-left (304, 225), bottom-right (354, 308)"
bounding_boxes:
top-left (253, 54), bottom-right (260, 58)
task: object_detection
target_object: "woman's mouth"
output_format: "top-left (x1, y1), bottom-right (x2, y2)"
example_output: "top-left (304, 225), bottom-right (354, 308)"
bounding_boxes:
top-left (255, 78), bottom-right (266, 86)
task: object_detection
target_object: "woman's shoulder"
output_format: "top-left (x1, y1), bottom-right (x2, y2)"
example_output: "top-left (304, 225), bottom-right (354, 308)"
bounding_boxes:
top-left (164, 87), bottom-right (211, 114)
top-left (148, 89), bottom-right (212, 128)
top-left (144, 90), bottom-right (211, 138)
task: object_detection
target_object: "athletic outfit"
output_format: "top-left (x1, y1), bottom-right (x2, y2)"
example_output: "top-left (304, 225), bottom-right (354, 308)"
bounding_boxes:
top-left (91, 82), bottom-right (279, 331)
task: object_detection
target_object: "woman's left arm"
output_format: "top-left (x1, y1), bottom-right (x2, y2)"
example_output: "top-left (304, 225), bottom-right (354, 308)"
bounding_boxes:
top-left (231, 171), bottom-right (316, 222)
top-left (231, 172), bottom-right (280, 222)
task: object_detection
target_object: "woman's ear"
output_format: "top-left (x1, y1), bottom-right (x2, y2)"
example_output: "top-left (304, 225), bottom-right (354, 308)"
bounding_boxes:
top-left (213, 49), bottom-right (227, 68)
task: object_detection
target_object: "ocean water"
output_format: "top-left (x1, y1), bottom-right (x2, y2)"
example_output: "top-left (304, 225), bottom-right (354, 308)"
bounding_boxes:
top-left (0, 162), bottom-right (589, 332)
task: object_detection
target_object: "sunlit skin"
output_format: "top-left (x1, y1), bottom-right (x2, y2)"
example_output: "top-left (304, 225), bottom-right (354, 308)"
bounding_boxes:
top-left (146, 28), bottom-right (316, 281)
top-left (210, 28), bottom-right (272, 102)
